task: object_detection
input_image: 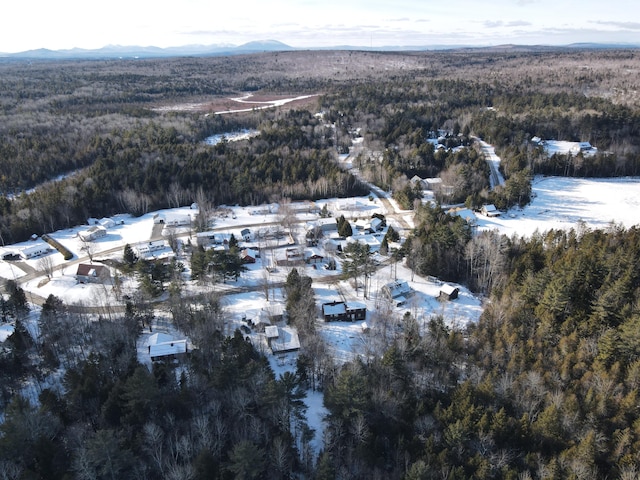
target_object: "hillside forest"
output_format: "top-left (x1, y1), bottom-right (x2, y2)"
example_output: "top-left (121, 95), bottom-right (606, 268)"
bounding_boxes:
top-left (0, 49), bottom-right (640, 479)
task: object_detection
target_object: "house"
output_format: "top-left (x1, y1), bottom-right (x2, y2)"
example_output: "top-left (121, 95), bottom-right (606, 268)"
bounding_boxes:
top-left (424, 178), bottom-right (443, 191)
top-left (346, 302), bottom-right (367, 321)
top-left (322, 301), bottom-right (367, 322)
top-left (19, 243), bottom-right (50, 260)
top-left (322, 301), bottom-right (347, 321)
top-left (196, 231), bottom-right (218, 247)
top-left (381, 280), bottom-right (413, 306)
top-left (267, 326), bottom-right (301, 354)
top-left (88, 217), bottom-right (117, 228)
top-left (153, 212), bottom-right (192, 227)
top-left (410, 175), bottom-right (426, 189)
top-left (481, 204), bottom-right (500, 217)
top-left (241, 248), bottom-right (259, 264)
top-left (369, 217), bottom-right (383, 232)
top-left (240, 228), bottom-right (252, 242)
top-left (78, 225), bottom-right (107, 242)
top-left (285, 247), bottom-right (304, 263)
top-left (438, 284), bottom-right (460, 301)
top-left (147, 333), bottom-right (188, 361)
top-left (76, 264), bottom-right (111, 284)
top-left (309, 217), bottom-right (339, 234)
top-left (347, 234), bottom-right (382, 253)
top-left (305, 248), bottom-right (324, 264)
top-left (134, 240), bottom-right (168, 257)
top-left (448, 208), bottom-right (477, 226)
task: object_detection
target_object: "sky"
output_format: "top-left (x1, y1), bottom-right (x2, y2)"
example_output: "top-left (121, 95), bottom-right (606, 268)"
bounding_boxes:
top-left (2, 0), bottom-right (640, 53)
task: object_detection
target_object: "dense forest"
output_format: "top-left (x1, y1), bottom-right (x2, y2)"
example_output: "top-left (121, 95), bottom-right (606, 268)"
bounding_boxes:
top-left (1, 48), bottom-right (640, 479)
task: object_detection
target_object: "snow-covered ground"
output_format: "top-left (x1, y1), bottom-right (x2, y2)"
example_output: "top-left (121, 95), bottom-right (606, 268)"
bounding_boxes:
top-left (474, 176), bottom-right (640, 237)
top-left (543, 140), bottom-right (598, 157)
top-left (1, 171), bottom-right (639, 461)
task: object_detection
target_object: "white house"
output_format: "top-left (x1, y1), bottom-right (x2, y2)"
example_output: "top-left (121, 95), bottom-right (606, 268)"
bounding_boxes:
top-left (153, 212), bottom-right (192, 227)
top-left (78, 225), bottom-right (107, 242)
top-left (134, 240), bottom-right (168, 257)
top-left (481, 204), bottom-right (500, 217)
top-left (147, 333), bottom-right (188, 361)
top-left (267, 326), bottom-right (301, 354)
top-left (19, 243), bottom-right (50, 260)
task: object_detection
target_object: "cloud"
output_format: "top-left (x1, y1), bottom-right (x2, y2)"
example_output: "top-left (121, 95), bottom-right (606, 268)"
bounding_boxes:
top-left (484, 20), bottom-right (531, 29)
top-left (592, 20), bottom-right (640, 31)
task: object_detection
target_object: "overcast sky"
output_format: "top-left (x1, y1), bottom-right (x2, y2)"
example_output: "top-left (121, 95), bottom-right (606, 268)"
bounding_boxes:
top-left (2, 0), bottom-right (640, 53)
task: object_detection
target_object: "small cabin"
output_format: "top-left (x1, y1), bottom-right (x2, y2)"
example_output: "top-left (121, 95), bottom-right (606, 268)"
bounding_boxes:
top-left (438, 284), bottom-right (460, 301)
top-left (481, 204), bottom-right (500, 217)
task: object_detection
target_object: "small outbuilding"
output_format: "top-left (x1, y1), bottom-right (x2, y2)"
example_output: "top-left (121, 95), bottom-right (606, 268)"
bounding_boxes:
top-left (438, 284), bottom-right (460, 301)
top-left (481, 204), bottom-right (500, 217)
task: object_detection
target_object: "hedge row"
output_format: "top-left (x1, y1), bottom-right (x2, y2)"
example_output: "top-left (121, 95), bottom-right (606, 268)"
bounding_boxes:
top-left (41, 234), bottom-right (74, 261)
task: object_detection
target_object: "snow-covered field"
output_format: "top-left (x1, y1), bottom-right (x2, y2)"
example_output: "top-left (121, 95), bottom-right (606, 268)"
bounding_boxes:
top-left (475, 176), bottom-right (640, 237)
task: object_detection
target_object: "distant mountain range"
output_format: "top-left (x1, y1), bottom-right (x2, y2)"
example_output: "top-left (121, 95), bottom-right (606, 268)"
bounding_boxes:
top-left (1, 40), bottom-right (638, 60)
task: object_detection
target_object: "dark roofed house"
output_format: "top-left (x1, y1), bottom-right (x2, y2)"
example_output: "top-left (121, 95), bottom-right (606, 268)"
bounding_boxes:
top-left (322, 301), bottom-right (367, 322)
top-left (381, 280), bottom-right (413, 306)
top-left (305, 248), bottom-right (324, 264)
top-left (346, 301), bottom-right (367, 321)
top-left (322, 301), bottom-right (347, 321)
top-left (241, 248), bottom-right (259, 264)
top-left (76, 264), bottom-right (111, 284)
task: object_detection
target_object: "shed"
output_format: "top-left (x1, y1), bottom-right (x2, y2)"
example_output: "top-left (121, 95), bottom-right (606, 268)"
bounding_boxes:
top-left (481, 204), bottom-right (500, 217)
top-left (438, 284), bottom-right (460, 301)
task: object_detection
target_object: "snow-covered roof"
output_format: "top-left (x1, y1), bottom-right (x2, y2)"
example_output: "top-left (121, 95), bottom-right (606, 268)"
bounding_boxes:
top-left (383, 280), bottom-right (412, 299)
top-left (440, 284), bottom-right (459, 295)
top-left (305, 247), bottom-right (324, 259)
top-left (270, 326), bottom-right (300, 353)
top-left (265, 325), bottom-right (279, 338)
top-left (323, 302), bottom-right (346, 316)
top-left (346, 301), bottom-right (366, 311)
top-left (147, 333), bottom-right (187, 358)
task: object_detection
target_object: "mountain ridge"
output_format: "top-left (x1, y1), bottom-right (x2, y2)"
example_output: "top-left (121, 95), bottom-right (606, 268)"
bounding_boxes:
top-left (1, 40), bottom-right (638, 60)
